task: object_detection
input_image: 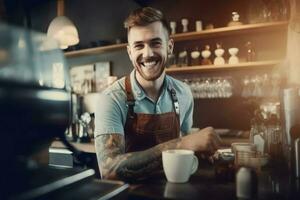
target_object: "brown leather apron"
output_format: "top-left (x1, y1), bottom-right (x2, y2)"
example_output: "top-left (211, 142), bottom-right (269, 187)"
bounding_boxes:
top-left (124, 76), bottom-right (180, 152)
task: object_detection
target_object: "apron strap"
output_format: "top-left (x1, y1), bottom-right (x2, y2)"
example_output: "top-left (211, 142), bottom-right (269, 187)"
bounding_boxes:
top-left (167, 83), bottom-right (180, 116)
top-left (125, 76), bottom-right (135, 119)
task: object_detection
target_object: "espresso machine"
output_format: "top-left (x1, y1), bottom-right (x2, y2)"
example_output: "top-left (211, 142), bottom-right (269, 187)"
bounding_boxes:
top-left (0, 24), bottom-right (127, 200)
top-left (281, 87), bottom-right (300, 178)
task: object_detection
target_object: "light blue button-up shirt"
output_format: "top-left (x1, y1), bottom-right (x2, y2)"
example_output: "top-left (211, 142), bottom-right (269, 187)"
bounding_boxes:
top-left (94, 70), bottom-right (194, 138)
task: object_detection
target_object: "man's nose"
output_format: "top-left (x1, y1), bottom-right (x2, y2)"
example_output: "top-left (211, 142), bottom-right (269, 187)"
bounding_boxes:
top-left (142, 45), bottom-right (154, 58)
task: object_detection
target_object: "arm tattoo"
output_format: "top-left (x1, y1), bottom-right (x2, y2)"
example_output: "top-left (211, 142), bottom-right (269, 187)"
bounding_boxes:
top-left (95, 133), bottom-right (182, 181)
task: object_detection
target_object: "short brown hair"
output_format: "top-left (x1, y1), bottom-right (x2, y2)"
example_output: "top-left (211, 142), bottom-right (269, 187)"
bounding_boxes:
top-left (124, 7), bottom-right (170, 36)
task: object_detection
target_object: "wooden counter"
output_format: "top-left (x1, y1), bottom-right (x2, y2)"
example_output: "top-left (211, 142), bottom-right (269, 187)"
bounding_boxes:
top-left (128, 164), bottom-right (300, 200)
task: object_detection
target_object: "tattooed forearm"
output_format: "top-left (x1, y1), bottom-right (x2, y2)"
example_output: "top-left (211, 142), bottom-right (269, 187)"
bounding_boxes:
top-left (95, 133), bottom-right (182, 181)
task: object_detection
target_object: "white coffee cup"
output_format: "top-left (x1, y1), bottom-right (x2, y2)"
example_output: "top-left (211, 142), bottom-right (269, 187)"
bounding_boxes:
top-left (162, 149), bottom-right (198, 183)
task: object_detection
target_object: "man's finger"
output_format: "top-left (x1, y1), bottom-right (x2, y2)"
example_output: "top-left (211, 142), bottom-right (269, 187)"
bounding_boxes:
top-left (213, 132), bottom-right (223, 147)
top-left (211, 139), bottom-right (219, 152)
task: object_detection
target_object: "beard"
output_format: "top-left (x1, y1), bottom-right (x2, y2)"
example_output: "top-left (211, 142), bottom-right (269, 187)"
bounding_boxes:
top-left (134, 55), bottom-right (166, 81)
top-left (135, 63), bottom-right (165, 81)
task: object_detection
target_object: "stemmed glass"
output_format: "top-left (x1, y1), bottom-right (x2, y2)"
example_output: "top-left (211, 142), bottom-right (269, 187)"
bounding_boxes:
top-left (223, 78), bottom-right (233, 98)
top-left (252, 75), bottom-right (263, 97)
top-left (183, 77), bottom-right (233, 99)
top-left (242, 76), bottom-right (251, 98)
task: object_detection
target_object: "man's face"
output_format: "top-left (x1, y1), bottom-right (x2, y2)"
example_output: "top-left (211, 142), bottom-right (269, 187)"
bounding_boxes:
top-left (127, 21), bottom-right (173, 81)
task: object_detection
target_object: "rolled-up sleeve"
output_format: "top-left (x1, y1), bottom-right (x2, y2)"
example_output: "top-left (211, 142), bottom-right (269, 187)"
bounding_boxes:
top-left (94, 93), bottom-right (125, 137)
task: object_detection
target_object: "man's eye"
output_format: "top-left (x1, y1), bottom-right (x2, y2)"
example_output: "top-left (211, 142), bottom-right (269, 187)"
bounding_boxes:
top-left (134, 44), bottom-right (143, 49)
top-left (151, 42), bottom-right (162, 47)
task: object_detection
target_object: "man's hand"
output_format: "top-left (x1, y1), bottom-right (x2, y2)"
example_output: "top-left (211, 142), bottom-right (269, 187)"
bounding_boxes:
top-left (181, 127), bottom-right (222, 154)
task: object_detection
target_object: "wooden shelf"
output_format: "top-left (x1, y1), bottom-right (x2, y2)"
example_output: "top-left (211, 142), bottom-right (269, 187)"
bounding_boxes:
top-left (64, 21), bottom-right (288, 58)
top-left (64, 43), bottom-right (127, 58)
top-left (171, 21), bottom-right (288, 42)
top-left (165, 60), bottom-right (282, 74)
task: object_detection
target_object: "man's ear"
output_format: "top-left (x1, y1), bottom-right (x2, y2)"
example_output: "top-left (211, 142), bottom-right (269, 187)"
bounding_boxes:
top-left (168, 38), bottom-right (174, 55)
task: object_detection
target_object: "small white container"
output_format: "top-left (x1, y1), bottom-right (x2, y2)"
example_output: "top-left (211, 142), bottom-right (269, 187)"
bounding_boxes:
top-left (236, 167), bottom-right (258, 199)
top-left (195, 20), bottom-right (202, 32)
top-left (170, 21), bottom-right (177, 35)
top-left (181, 18), bottom-right (189, 32)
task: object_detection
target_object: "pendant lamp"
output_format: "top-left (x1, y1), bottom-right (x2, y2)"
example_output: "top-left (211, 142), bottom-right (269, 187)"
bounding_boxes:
top-left (47, 0), bottom-right (79, 49)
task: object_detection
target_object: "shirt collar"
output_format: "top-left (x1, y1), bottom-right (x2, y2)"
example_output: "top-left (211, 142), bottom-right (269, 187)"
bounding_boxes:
top-left (130, 70), bottom-right (169, 101)
top-left (130, 70), bottom-right (145, 100)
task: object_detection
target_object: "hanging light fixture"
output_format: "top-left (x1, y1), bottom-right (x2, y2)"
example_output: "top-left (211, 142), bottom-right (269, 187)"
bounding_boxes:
top-left (47, 0), bottom-right (79, 49)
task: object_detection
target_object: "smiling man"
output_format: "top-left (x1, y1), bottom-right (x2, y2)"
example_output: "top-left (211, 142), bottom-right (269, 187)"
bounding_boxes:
top-left (94, 7), bottom-right (222, 181)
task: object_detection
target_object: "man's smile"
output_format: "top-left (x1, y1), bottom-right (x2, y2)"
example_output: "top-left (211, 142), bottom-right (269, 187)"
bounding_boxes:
top-left (140, 60), bottom-right (158, 68)
top-left (139, 56), bottom-right (160, 69)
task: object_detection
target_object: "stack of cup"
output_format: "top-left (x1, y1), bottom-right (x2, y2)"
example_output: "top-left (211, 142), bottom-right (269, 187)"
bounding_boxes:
top-left (232, 142), bottom-right (270, 171)
top-left (231, 143), bottom-right (256, 168)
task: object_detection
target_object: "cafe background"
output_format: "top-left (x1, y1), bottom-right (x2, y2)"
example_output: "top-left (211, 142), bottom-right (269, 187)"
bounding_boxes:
top-left (1, 0), bottom-right (300, 199)
top-left (2, 0), bottom-right (293, 133)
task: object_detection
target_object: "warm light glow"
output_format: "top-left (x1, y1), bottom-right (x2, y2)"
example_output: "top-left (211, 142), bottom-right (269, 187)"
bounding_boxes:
top-left (47, 16), bottom-right (79, 49)
top-left (36, 90), bottom-right (69, 101)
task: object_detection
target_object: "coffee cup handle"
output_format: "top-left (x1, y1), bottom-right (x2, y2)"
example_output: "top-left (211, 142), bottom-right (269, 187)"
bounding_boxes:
top-left (190, 155), bottom-right (199, 174)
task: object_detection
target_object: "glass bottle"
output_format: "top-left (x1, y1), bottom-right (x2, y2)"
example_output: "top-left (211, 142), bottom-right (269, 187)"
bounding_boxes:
top-left (201, 45), bottom-right (212, 65)
top-left (178, 48), bottom-right (189, 67)
top-left (245, 41), bottom-right (256, 62)
top-left (190, 47), bottom-right (201, 66)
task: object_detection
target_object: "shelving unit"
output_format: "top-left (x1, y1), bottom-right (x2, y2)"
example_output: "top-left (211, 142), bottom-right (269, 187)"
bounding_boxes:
top-left (64, 21), bottom-right (288, 58)
top-left (165, 60), bottom-right (282, 74)
top-left (64, 43), bottom-right (127, 58)
top-left (171, 21), bottom-right (288, 42)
